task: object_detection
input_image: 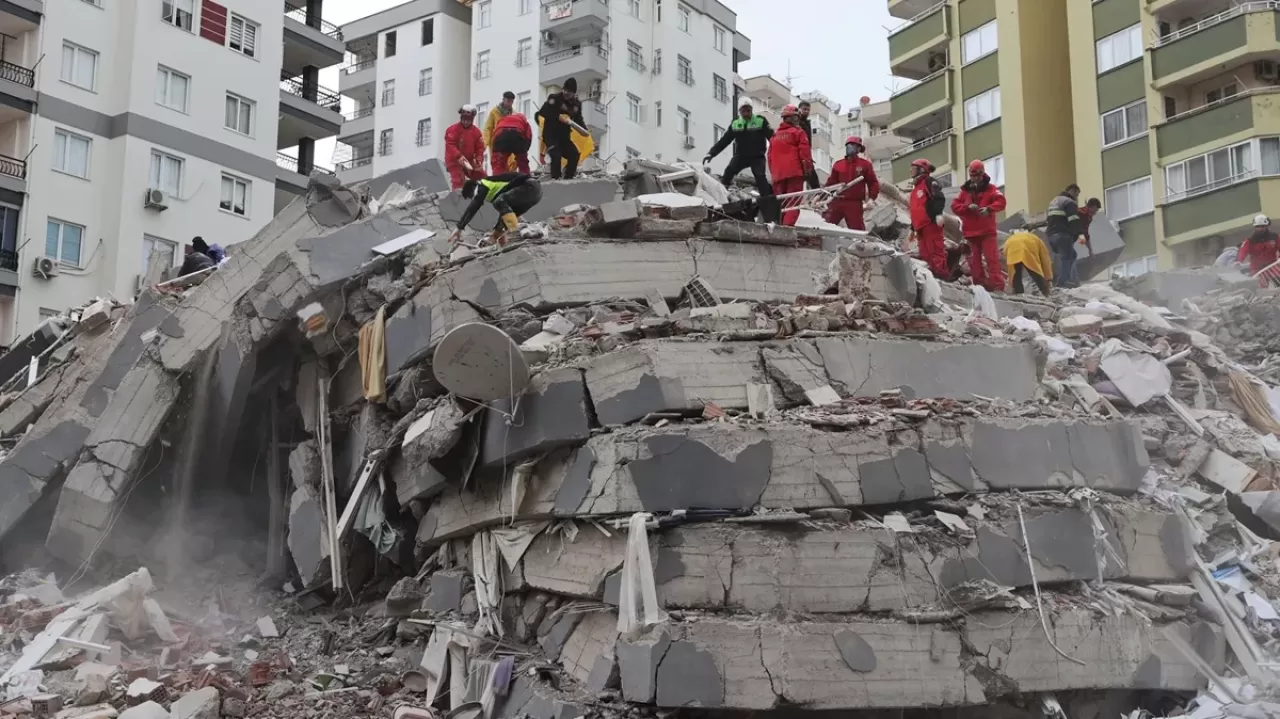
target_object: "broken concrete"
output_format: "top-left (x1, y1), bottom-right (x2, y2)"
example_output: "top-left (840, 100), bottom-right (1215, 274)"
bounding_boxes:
top-left (478, 367), bottom-right (592, 469)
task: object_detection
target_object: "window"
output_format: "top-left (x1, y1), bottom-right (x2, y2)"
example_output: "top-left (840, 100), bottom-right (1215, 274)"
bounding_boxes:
top-left (713, 74), bottom-right (728, 103)
top-left (379, 129), bottom-right (394, 156)
top-left (1101, 100), bottom-right (1147, 147)
top-left (984, 154), bottom-right (1005, 187)
top-left (162, 0), bottom-right (193, 30)
top-left (1164, 141), bottom-right (1253, 201)
top-left (655, 101), bottom-right (662, 127)
top-left (626, 146), bottom-right (641, 160)
top-left (1111, 255), bottom-right (1158, 279)
top-left (478, 0), bottom-right (491, 27)
top-left (628, 42), bottom-right (645, 72)
top-left (1206, 83), bottom-right (1239, 105)
top-left (519, 0), bottom-right (532, 15)
top-left (1263, 138), bottom-right (1280, 176)
top-left (421, 20), bottom-right (433, 46)
top-left (149, 150), bottom-right (183, 196)
top-left (1164, 96), bottom-right (1177, 119)
top-left (627, 93), bottom-right (641, 122)
top-left (961, 21), bottom-right (997, 64)
top-left (419, 69), bottom-right (432, 96)
top-left (475, 51), bottom-right (490, 80)
top-left (713, 25), bottom-right (726, 53)
top-left (963, 87), bottom-right (1000, 128)
top-left (517, 38), bottom-right (533, 67)
top-left (60, 42), bottom-right (98, 91)
top-left (653, 49), bottom-right (662, 75)
top-left (713, 124), bottom-right (725, 141)
top-left (628, 0), bottom-right (640, 17)
top-left (39, 308), bottom-right (60, 321)
top-left (677, 3), bottom-right (690, 31)
top-left (53, 130), bottom-right (90, 178)
top-left (1096, 24), bottom-right (1141, 74)
top-left (220, 174), bottom-right (249, 217)
top-left (45, 220), bottom-right (84, 266)
top-left (224, 93), bottom-right (254, 136)
top-left (142, 235), bottom-right (177, 272)
top-left (228, 14), bottom-right (259, 59)
top-left (385, 30), bottom-right (398, 57)
top-left (155, 66), bottom-right (189, 112)
top-left (417, 119), bottom-right (432, 146)
top-left (518, 92), bottom-right (532, 116)
top-left (1104, 176), bottom-right (1153, 221)
top-left (382, 79), bottom-right (395, 107)
top-left (677, 106), bottom-right (690, 137)
top-left (476, 102), bottom-right (490, 120)
top-left (677, 55), bottom-right (693, 85)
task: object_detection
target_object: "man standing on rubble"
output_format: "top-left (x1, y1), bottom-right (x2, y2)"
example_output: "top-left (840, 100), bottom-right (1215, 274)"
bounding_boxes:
top-left (767, 105), bottom-right (813, 227)
top-left (483, 91), bottom-right (516, 152)
top-left (1047, 184), bottom-right (1089, 288)
top-left (952, 160), bottom-right (1007, 291)
top-left (908, 159), bottom-right (948, 279)
top-left (821, 137), bottom-right (880, 231)
top-left (703, 101), bottom-right (773, 199)
top-left (448, 173), bottom-right (543, 248)
top-left (535, 77), bottom-right (587, 180)
top-left (1237, 214), bottom-right (1279, 276)
top-left (445, 105), bottom-right (486, 190)
top-left (490, 111), bottom-right (533, 174)
top-left (796, 101), bottom-right (821, 190)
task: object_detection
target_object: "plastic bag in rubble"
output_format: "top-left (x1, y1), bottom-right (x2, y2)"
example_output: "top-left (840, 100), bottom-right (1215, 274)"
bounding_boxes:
top-left (1035, 335), bottom-right (1076, 363)
top-left (617, 513), bottom-right (666, 635)
top-left (1003, 316), bottom-right (1041, 334)
top-left (913, 262), bottom-right (942, 311)
top-left (969, 285), bottom-right (999, 320)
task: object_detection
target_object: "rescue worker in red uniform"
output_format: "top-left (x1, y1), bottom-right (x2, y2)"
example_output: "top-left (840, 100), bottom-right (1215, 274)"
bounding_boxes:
top-left (951, 159), bottom-right (1008, 291)
top-left (822, 136), bottom-right (880, 231)
top-left (490, 112), bottom-right (533, 175)
top-left (908, 159), bottom-right (948, 279)
top-left (766, 105), bottom-right (812, 227)
top-left (445, 104), bottom-right (486, 190)
top-left (1238, 214), bottom-right (1279, 275)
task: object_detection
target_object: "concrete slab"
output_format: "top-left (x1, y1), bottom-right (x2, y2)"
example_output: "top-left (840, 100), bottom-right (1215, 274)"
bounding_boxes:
top-left (813, 336), bottom-right (1039, 400)
top-left (439, 178), bottom-right (621, 228)
top-left (478, 368), bottom-right (592, 469)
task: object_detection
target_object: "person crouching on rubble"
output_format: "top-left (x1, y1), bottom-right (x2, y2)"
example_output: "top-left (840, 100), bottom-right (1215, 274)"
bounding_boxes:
top-left (1237, 214), bottom-right (1278, 276)
top-left (767, 105), bottom-right (813, 227)
top-left (952, 159), bottom-right (1007, 292)
top-left (445, 105), bottom-right (486, 190)
top-left (178, 243), bottom-right (215, 276)
top-left (1003, 229), bottom-right (1053, 296)
top-left (448, 174), bottom-right (543, 248)
top-left (907, 158), bottom-right (948, 279)
top-left (822, 136), bottom-right (880, 231)
top-left (490, 111), bottom-right (533, 175)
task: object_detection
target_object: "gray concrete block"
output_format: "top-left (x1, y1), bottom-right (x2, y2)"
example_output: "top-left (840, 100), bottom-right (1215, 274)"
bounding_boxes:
top-left (479, 367), bottom-right (591, 469)
top-left (616, 630), bottom-right (671, 703)
top-left (170, 687), bottom-right (219, 719)
top-left (557, 610), bottom-right (617, 685)
top-left (520, 529), bottom-right (626, 598)
top-left (655, 640), bottom-right (724, 708)
top-left (425, 573), bottom-right (465, 612)
top-left (814, 335), bottom-right (1039, 400)
top-left (287, 485), bottom-right (328, 588)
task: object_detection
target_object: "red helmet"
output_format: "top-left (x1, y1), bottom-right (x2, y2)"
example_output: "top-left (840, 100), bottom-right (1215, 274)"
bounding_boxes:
top-left (780, 104), bottom-right (799, 118)
top-left (968, 159), bottom-right (985, 174)
top-left (911, 158), bottom-right (933, 172)
top-left (846, 136), bottom-right (864, 147)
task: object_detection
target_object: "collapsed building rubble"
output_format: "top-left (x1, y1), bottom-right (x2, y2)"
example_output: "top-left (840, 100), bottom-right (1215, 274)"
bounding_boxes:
top-left (0, 160), bottom-right (1278, 719)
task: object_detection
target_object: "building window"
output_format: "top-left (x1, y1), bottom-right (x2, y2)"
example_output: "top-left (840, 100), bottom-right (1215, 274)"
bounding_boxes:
top-left (379, 129), bottom-right (394, 156)
top-left (162, 0), bottom-right (194, 31)
top-left (655, 101), bottom-right (662, 127)
top-left (228, 14), bottom-right (259, 58)
top-left (653, 49), bottom-right (662, 75)
top-left (627, 93), bottom-right (641, 122)
top-left (628, 42), bottom-right (645, 72)
top-left (421, 20), bottom-right (433, 45)
top-left (984, 154), bottom-right (1005, 187)
top-left (53, 130), bottom-right (90, 178)
top-left (38, 308), bottom-right (60, 321)
top-left (478, 0), bottom-right (492, 28)
top-left (382, 79), bottom-right (395, 106)
top-left (419, 69), bottom-right (432, 96)
top-left (677, 55), bottom-right (693, 85)
top-left (416, 119), bottom-right (433, 146)
top-left (475, 51), bottom-right (491, 80)
top-left (517, 38), bottom-right (533, 67)
top-left (149, 150), bottom-right (183, 196)
top-left (519, 0), bottom-right (532, 15)
top-left (45, 220), bottom-right (83, 266)
top-left (224, 93), bottom-right (254, 136)
top-left (1101, 100), bottom-right (1146, 147)
top-left (627, 146), bottom-right (641, 160)
top-left (220, 174), bottom-right (249, 216)
top-left (713, 74), bottom-right (728, 103)
top-left (1263, 137), bottom-right (1280, 176)
top-left (386, 30), bottom-right (398, 57)
top-left (142, 235), bottom-right (178, 272)
top-left (677, 3), bottom-right (690, 32)
top-left (1165, 141), bottom-right (1253, 201)
top-left (628, 0), bottom-right (640, 17)
top-left (476, 102), bottom-right (490, 120)
top-left (1104, 176), bottom-right (1153, 221)
top-left (1206, 83), bottom-right (1239, 105)
top-left (1096, 24), bottom-right (1140, 74)
top-left (60, 42), bottom-right (98, 91)
top-left (677, 106), bottom-right (690, 137)
top-left (1111, 255), bottom-right (1158, 279)
top-left (518, 91), bottom-right (532, 116)
top-left (155, 66), bottom-right (189, 113)
top-left (963, 87), bottom-right (1000, 128)
top-left (961, 20), bottom-right (997, 64)
top-left (713, 124), bottom-right (725, 141)
top-left (713, 25), bottom-right (726, 53)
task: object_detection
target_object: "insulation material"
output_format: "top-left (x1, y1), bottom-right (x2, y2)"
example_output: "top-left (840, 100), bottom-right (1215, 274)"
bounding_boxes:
top-left (471, 531), bottom-right (503, 637)
top-left (616, 513), bottom-right (666, 635)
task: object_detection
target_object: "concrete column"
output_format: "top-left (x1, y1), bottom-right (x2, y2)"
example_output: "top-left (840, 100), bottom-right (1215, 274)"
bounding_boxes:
top-left (302, 66), bottom-right (319, 102)
top-left (306, 0), bottom-right (323, 30)
top-left (297, 138), bottom-right (315, 176)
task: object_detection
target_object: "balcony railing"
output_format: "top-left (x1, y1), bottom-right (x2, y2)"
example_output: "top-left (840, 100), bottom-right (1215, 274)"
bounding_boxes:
top-left (542, 44), bottom-right (609, 65)
top-left (280, 72), bottom-right (342, 110)
top-left (1154, 1), bottom-right (1278, 46)
top-left (891, 128), bottom-right (952, 159)
top-left (344, 58), bottom-right (375, 75)
top-left (888, 0), bottom-right (947, 36)
top-left (335, 156), bottom-right (373, 172)
top-left (277, 153), bottom-right (336, 176)
top-left (0, 60), bottom-right (34, 88)
top-left (344, 107), bottom-right (374, 121)
top-left (0, 154), bottom-right (26, 180)
top-left (0, 250), bottom-right (16, 272)
top-left (284, 2), bottom-right (343, 39)
top-left (1163, 170), bottom-right (1256, 204)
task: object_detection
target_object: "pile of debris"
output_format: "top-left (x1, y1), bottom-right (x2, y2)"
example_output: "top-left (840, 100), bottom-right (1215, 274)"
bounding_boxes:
top-left (0, 159), bottom-right (1279, 719)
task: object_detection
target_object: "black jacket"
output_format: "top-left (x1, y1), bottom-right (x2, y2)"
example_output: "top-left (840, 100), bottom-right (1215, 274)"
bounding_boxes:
top-left (706, 115), bottom-right (774, 160)
top-left (535, 93), bottom-right (585, 144)
top-left (1046, 193), bottom-right (1083, 238)
top-left (179, 250), bottom-right (214, 276)
top-left (457, 174), bottom-right (533, 230)
top-left (798, 116), bottom-right (814, 143)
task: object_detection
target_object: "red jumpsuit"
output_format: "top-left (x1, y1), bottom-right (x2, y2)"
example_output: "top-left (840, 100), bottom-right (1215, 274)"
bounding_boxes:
top-left (1238, 231), bottom-right (1279, 275)
top-left (490, 113), bottom-right (533, 175)
top-left (909, 173), bottom-right (948, 279)
top-left (823, 156), bottom-right (880, 230)
top-left (767, 122), bottom-right (812, 226)
top-left (445, 121), bottom-right (485, 189)
top-left (951, 175), bottom-right (1007, 291)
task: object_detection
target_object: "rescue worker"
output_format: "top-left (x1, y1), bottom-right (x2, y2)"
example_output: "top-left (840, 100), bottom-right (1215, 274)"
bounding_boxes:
top-left (1003, 230), bottom-right (1053, 296)
top-left (445, 105), bottom-right (486, 190)
top-left (796, 101), bottom-right (820, 190)
top-left (703, 101), bottom-right (773, 198)
top-left (535, 77), bottom-right (587, 179)
top-left (191, 236), bottom-right (225, 265)
top-left (951, 160), bottom-right (1007, 291)
top-left (822, 136), bottom-right (880, 231)
top-left (1237, 214), bottom-right (1279, 276)
top-left (766, 105), bottom-right (813, 227)
top-left (1079, 197), bottom-right (1102, 257)
top-left (1046, 184), bottom-right (1088, 288)
top-left (178, 244), bottom-right (215, 276)
top-left (483, 91), bottom-right (516, 151)
top-left (908, 159), bottom-right (948, 279)
top-left (491, 112), bottom-right (533, 174)
top-left (448, 173), bottom-right (543, 248)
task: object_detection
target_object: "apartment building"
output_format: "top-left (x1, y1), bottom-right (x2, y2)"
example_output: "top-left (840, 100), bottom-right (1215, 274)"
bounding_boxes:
top-left (334, 0), bottom-right (751, 181)
top-left (0, 0), bottom-right (344, 341)
top-left (837, 97), bottom-right (908, 185)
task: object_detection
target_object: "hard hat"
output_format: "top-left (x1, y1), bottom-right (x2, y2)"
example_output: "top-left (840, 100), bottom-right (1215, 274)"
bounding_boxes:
top-left (460, 104), bottom-right (478, 115)
top-left (968, 159), bottom-right (985, 173)
top-left (845, 136), bottom-right (864, 147)
top-left (1255, 214), bottom-right (1271, 227)
top-left (910, 158), bottom-right (932, 172)
top-left (739, 100), bottom-right (753, 109)
top-left (780, 104), bottom-right (799, 118)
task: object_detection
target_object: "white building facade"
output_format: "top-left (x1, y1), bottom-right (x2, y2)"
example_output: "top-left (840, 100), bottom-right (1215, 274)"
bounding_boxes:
top-left (0, 0), bottom-right (344, 341)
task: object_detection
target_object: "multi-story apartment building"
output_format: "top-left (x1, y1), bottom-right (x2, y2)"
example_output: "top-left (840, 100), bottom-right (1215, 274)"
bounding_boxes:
top-left (837, 98), bottom-right (908, 185)
top-left (0, 0), bottom-right (344, 341)
top-left (333, 0), bottom-right (752, 181)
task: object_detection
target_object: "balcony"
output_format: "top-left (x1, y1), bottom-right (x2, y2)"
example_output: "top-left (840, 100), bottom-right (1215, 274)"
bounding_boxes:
top-left (283, 2), bottom-right (344, 76)
top-left (540, 44), bottom-right (608, 87)
top-left (0, 0), bottom-right (41, 36)
top-left (338, 57), bottom-right (376, 95)
top-left (275, 152), bottom-right (335, 211)
top-left (541, 0), bottom-right (607, 44)
top-left (1151, 3), bottom-right (1279, 88)
top-left (890, 130), bottom-right (955, 180)
top-left (582, 98), bottom-right (608, 134)
top-left (0, 152), bottom-right (25, 195)
top-left (338, 106), bottom-right (374, 140)
top-left (1161, 175), bottom-right (1277, 246)
top-left (0, 58), bottom-right (35, 117)
top-left (889, 3), bottom-right (949, 80)
top-left (888, 0), bottom-right (939, 20)
top-left (1155, 88), bottom-right (1275, 159)
top-left (889, 68), bottom-right (951, 133)
top-left (279, 72), bottom-right (343, 148)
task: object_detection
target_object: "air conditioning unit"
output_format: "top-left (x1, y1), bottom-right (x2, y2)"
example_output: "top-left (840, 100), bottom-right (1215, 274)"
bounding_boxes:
top-left (1256, 60), bottom-right (1278, 81)
top-left (33, 256), bottom-right (58, 279)
top-left (683, 136), bottom-right (696, 150)
top-left (144, 188), bottom-right (169, 211)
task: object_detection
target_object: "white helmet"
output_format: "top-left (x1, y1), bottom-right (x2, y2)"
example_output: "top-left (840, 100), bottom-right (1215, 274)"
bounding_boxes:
top-left (1255, 214), bottom-right (1271, 227)
top-left (460, 104), bottom-right (478, 115)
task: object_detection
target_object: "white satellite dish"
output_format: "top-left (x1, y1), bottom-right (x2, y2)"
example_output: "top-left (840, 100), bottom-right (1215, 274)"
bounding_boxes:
top-left (432, 322), bottom-right (530, 402)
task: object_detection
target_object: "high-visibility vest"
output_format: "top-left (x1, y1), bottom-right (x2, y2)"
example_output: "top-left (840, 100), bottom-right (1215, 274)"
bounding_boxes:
top-left (479, 178), bottom-right (509, 202)
top-left (730, 115), bottom-right (764, 132)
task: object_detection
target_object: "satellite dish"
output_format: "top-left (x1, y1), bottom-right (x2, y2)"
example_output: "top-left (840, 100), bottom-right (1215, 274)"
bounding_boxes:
top-left (432, 323), bottom-right (530, 402)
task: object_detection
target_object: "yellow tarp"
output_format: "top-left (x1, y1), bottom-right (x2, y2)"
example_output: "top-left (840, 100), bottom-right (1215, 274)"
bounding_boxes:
top-left (358, 306), bottom-right (386, 402)
top-left (536, 117), bottom-right (594, 170)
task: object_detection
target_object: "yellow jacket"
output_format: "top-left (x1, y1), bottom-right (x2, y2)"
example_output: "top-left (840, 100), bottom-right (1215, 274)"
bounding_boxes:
top-left (483, 106), bottom-right (513, 147)
top-left (1003, 231), bottom-right (1053, 281)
